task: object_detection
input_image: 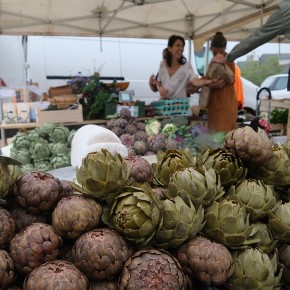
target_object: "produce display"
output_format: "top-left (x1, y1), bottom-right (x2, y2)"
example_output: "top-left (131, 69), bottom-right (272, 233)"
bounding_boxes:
top-left (0, 123), bottom-right (290, 289)
top-left (10, 123), bottom-right (75, 174)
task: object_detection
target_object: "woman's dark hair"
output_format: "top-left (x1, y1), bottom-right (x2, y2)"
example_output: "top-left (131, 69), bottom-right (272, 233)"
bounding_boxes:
top-left (166, 34), bottom-right (187, 67)
top-left (211, 31), bottom-right (227, 48)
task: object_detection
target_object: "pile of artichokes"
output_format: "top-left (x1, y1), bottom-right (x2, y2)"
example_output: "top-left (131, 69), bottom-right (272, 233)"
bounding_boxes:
top-left (1, 125), bottom-right (290, 289)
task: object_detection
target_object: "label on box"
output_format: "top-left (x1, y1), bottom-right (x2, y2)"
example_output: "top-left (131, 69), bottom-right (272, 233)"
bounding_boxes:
top-left (3, 103), bottom-right (18, 123)
top-left (117, 105), bottom-right (139, 117)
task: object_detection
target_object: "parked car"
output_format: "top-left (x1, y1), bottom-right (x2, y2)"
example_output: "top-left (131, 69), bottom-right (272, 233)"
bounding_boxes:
top-left (242, 77), bottom-right (259, 110)
top-left (258, 74), bottom-right (289, 100)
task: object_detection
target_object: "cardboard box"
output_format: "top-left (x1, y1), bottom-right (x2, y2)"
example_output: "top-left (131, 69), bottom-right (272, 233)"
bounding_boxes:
top-left (36, 105), bottom-right (83, 125)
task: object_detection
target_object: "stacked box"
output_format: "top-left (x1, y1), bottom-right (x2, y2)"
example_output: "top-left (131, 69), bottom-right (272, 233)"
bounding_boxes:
top-left (151, 99), bottom-right (190, 116)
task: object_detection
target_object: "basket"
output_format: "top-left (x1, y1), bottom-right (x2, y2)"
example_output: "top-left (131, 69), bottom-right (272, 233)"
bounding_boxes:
top-left (151, 99), bottom-right (190, 116)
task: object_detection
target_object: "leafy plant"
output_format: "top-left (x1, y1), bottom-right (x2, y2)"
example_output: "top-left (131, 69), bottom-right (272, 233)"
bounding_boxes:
top-left (270, 108), bottom-right (289, 124)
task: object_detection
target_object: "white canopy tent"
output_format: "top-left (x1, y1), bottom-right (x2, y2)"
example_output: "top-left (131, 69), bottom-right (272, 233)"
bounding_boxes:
top-left (0, 0), bottom-right (285, 52)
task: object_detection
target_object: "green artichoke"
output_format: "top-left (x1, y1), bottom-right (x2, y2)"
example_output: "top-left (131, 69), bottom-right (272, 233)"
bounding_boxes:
top-left (37, 123), bottom-right (56, 139)
top-left (71, 149), bottom-right (129, 201)
top-left (0, 156), bottom-right (21, 197)
top-left (11, 132), bottom-right (31, 150)
top-left (49, 142), bottom-right (69, 157)
top-left (23, 260), bottom-right (89, 290)
top-left (103, 183), bottom-right (163, 245)
top-left (119, 248), bottom-right (188, 290)
top-left (251, 222), bottom-right (278, 254)
top-left (202, 197), bottom-right (260, 249)
top-left (30, 141), bottom-right (51, 161)
top-left (176, 235), bottom-right (234, 285)
top-left (225, 248), bottom-right (282, 290)
top-left (33, 160), bottom-right (52, 172)
top-left (278, 243), bottom-right (290, 284)
top-left (249, 144), bottom-right (290, 186)
top-left (197, 147), bottom-right (247, 189)
top-left (10, 148), bottom-right (31, 165)
top-left (167, 166), bottom-right (225, 208)
top-left (50, 154), bottom-right (70, 169)
top-left (67, 129), bottom-right (76, 147)
top-left (153, 196), bottom-right (204, 249)
top-left (228, 178), bottom-right (278, 221)
top-left (268, 201), bottom-right (290, 242)
top-left (49, 125), bottom-right (70, 143)
top-left (152, 149), bottom-right (195, 187)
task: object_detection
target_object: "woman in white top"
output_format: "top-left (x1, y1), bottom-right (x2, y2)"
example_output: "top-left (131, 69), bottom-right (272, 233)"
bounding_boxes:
top-left (157, 34), bottom-right (224, 99)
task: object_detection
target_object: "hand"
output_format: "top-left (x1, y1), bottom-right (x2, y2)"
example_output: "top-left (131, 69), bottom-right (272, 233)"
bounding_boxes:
top-left (158, 86), bottom-right (168, 98)
top-left (149, 74), bottom-right (156, 86)
top-left (212, 53), bottom-right (226, 64)
top-left (208, 79), bottom-right (226, 89)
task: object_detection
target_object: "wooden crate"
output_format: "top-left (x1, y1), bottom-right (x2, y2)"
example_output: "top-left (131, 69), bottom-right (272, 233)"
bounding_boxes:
top-left (36, 105), bottom-right (83, 125)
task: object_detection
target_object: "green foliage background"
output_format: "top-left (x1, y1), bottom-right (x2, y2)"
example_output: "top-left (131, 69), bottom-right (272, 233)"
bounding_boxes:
top-left (241, 56), bottom-right (283, 86)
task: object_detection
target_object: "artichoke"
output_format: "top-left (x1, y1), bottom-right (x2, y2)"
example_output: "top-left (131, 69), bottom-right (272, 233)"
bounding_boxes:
top-left (33, 160), bottom-right (52, 172)
top-left (167, 166), bottom-right (224, 208)
top-left (49, 142), bottom-right (69, 157)
top-left (73, 228), bottom-right (132, 280)
top-left (0, 156), bottom-right (20, 198)
top-left (30, 141), bottom-right (51, 161)
top-left (202, 197), bottom-right (260, 249)
top-left (72, 149), bottom-right (129, 201)
top-left (10, 148), bottom-right (31, 165)
top-left (152, 149), bottom-right (195, 186)
top-left (249, 144), bottom-right (290, 186)
top-left (225, 248), bottom-right (282, 290)
top-left (67, 129), bottom-right (76, 147)
top-left (224, 126), bottom-right (273, 167)
top-left (148, 133), bottom-right (167, 153)
top-left (119, 248), bottom-right (188, 290)
top-left (102, 183), bottom-right (163, 245)
top-left (10, 205), bottom-right (47, 233)
top-left (0, 250), bottom-right (14, 290)
top-left (124, 155), bottom-right (153, 184)
top-left (228, 178), bottom-right (278, 221)
top-left (89, 280), bottom-right (118, 290)
top-left (153, 196), bottom-right (204, 249)
top-left (278, 243), bottom-right (290, 284)
top-left (49, 125), bottom-right (70, 143)
top-left (37, 122), bottom-right (56, 139)
top-left (18, 164), bottom-right (35, 175)
top-left (0, 208), bottom-right (16, 249)
top-left (13, 171), bottom-right (64, 215)
top-left (52, 195), bottom-right (102, 239)
top-left (176, 235), bottom-right (234, 285)
top-left (251, 222), bottom-right (278, 254)
top-left (197, 147), bottom-right (247, 189)
top-left (11, 132), bottom-right (31, 150)
top-left (50, 154), bottom-right (71, 169)
top-left (23, 260), bottom-right (89, 290)
top-left (9, 222), bottom-right (63, 274)
top-left (268, 201), bottom-right (290, 242)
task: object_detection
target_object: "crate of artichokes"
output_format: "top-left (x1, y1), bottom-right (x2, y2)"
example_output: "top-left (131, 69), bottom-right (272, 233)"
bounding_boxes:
top-left (1, 125), bottom-right (290, 289)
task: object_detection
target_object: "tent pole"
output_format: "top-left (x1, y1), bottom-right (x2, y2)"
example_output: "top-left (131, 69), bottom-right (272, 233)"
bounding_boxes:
top-left (204, 40), bottom-right (210, 75)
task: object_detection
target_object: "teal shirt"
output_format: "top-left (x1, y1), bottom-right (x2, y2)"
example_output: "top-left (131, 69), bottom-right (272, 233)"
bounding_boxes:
top-left (227, 0), bottom-right (290, 62)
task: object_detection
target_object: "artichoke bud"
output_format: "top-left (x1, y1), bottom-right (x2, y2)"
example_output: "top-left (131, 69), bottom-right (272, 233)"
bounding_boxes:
top-left (71, 149), bottom-right (129, 200)
top-left (153, 195), bottom-right (205, 249)
top-left (103, 183), bottom-right (163, 245)
top-left (268, 201), bottom-right (290, 243)
top-left (152, 149), bottom-right (195, 186)
top-left (225, 248), bottom-right (282, 290)
top-left (228, 178), bottom-right (278, 221)
top-left (197, 147), bottom-right (247, 189)
top-left (167, 166), bottom-right (225, 209)
top-left (203, 197), bottom-right (260, 249)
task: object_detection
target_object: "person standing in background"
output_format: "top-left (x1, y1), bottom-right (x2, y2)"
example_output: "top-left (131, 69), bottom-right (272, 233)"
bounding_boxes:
top-left (156, 34), bottom-right (224, 99)
top-left (207, 32), bottom-right (237, 133)
top-left (227, 0), bottom-right (290, 63)
top-left (234, 64), bottom-right (245, 110)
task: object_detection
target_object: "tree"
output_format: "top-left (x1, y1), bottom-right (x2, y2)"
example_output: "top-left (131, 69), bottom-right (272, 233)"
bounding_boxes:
top-left (241, 56), bottom-right (283, 86)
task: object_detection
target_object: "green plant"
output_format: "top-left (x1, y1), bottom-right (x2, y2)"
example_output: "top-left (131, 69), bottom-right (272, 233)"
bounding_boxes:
top-left (270, 108), bottom-right (289, 124)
